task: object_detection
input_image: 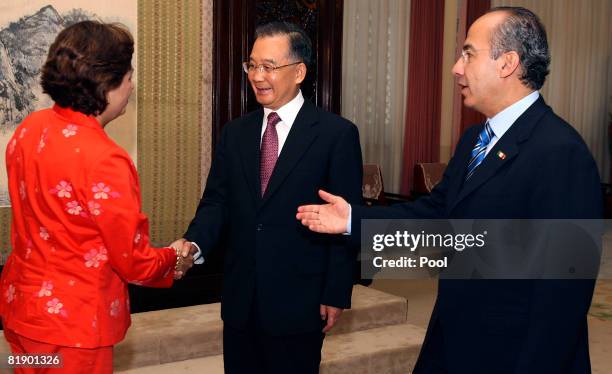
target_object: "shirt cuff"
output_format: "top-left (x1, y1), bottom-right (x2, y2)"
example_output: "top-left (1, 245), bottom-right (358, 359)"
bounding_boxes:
top-left (345, 204), bottom-right (352, 235)
top-left (190, 241), bottom-right (205, 264)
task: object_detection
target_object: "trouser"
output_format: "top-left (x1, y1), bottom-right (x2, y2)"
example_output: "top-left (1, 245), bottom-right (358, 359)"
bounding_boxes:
top-left (223, 298), bottom-right (325, 374)
top-left (3, 328), bottom-right (113, 374)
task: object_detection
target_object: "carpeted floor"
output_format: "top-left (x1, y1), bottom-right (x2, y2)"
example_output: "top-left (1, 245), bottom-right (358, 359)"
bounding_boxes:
top-left (588, 280), bottom-right (612, 373)
top-left (591, 280), bottom-right (612, 320)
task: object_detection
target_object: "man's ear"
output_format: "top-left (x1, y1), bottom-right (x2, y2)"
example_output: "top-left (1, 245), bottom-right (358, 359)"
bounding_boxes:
top-left (295, 63), bottom-right (307, 85)
top-left (499, 51), bottom-right (520, 78)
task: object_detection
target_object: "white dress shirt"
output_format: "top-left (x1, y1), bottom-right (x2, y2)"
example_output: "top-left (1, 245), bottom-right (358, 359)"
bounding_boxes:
top-left (261, 90), bottom-right (305, 154)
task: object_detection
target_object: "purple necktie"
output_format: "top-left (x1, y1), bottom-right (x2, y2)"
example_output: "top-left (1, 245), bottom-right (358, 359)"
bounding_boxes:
top-left (260, 112), bottom-right (281, 196)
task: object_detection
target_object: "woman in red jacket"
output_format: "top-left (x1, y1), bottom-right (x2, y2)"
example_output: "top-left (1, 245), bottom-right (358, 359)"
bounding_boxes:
top-left (0, 21), bottom-right (193, 373)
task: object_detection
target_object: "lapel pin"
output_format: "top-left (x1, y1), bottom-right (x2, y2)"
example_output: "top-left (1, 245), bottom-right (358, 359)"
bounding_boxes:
top-left (497, 150), bottom-right (506, 160)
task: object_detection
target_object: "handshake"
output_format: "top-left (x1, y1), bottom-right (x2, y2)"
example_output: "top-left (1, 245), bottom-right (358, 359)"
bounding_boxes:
top-left (169, 238), bottom-right (199, 280)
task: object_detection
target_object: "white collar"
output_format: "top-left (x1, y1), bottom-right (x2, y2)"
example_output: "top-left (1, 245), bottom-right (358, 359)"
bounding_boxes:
top-left (263, 90), bottom-right (305, 128)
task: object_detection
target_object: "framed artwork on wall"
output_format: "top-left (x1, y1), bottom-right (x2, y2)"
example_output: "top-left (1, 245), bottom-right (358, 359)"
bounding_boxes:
top-left (0, 0), bottom-right (138, 207)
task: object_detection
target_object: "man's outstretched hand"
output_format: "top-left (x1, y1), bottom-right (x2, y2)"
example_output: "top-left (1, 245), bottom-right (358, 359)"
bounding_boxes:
top-left (296, 190), bottom-right (350, 234)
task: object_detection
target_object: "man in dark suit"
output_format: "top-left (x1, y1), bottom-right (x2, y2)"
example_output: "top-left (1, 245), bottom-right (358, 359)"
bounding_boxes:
top-left (297, 7), bottom-right (602, 373)
top-left (173, 22), bottom-right (363, 374)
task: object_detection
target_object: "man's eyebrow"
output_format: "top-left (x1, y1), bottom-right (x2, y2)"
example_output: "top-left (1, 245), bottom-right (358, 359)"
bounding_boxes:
top-left (248, 57), bottom-right (277, 64)
top-left (462, 44), bottom-right (476, 52)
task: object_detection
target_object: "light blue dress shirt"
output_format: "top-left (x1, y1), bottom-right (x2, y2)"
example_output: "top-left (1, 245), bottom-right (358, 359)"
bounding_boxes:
top-left (346, 90), bottom-right (540, 234)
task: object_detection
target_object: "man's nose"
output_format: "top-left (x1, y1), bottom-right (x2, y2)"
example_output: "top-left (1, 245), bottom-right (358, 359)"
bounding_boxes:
top-left (452, 57), bottom-right (464, 77)
top-left (250, 68), bottom-right (265, 81)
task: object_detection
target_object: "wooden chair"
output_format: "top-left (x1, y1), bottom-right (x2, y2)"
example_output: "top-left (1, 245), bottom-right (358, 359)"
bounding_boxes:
top-left (362, 164), bottom-right (386, 205)
top-left (412, 162), bottom-right (447, 197)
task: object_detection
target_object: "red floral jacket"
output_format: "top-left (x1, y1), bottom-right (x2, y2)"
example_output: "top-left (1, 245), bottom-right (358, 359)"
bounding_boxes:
top-left (0, 105), bottom-right (176, 348)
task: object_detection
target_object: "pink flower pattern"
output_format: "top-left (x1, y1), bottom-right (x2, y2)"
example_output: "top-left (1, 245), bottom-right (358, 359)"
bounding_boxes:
top-left (38, 281), bottom-right (53, 297)
top-left (110, 299), bottom-right (121, 317)
top-left (19, 181), bottom-right (26, 200)
top-left (134, 230), bottom-right (141, 244)
top-left (84, 246), bottom-right (108, 268)
top-left (87, 201), bottom-right (102, 216)
top-left (62, 124), bottom-right (78, 138)
top-left (66, 201), bottom-right (84, 216)
top-left (92, 183), bottom-right (110, 199)
top-left (18, 128), bottom-right (27, 139)
top-left (5, 284), bottom-right (15, 303)
top-left (8, 139), bottom-right (17, 155)
top-left (46, 298), bottom-right (63, 314)
top-left (37, 129), bottom-right (48, 153)
top-left (50, 181), bottom-right (72, 198)
top-left (39, 226), bottom-right (49, 240)
top-left (25, 239), bottom-right (33, 260)
top-left (92, 182), bottom-right (120, 199)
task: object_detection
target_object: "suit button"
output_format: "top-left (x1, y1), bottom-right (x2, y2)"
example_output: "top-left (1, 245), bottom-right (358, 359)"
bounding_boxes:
top-left (256, 224), bottom-right (263, 231)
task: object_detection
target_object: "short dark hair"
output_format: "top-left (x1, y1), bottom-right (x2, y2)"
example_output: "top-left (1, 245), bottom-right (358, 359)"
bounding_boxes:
top-left (41, 20), bottom-right (134, 116)
top-left (254, 21), bottom-right (313, 67)
top-left (487, 6), bottom-right (550, 90)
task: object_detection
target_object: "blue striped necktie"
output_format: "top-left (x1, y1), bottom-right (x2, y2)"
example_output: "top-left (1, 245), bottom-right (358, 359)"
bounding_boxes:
top-left (466, 121), bottom-right (494, 180)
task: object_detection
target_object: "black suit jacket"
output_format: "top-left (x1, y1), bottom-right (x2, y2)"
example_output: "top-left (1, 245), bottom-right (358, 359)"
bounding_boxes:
top-left (185, 100), bottom-right (363, 336)
top-left (353, 97), bottom-right (602, 373)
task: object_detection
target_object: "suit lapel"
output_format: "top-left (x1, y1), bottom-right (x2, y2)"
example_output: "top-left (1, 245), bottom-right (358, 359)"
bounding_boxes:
top-left (260, 101), bottom-right (319, 209)
top-left (450, 97), bottom-right (550, 212)
top-left (238, 109), bottom-right (264, 207)
top-left (450, 135), bottom-right (519, 212)
top-left (445, 131), bottom-right (476, 211)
